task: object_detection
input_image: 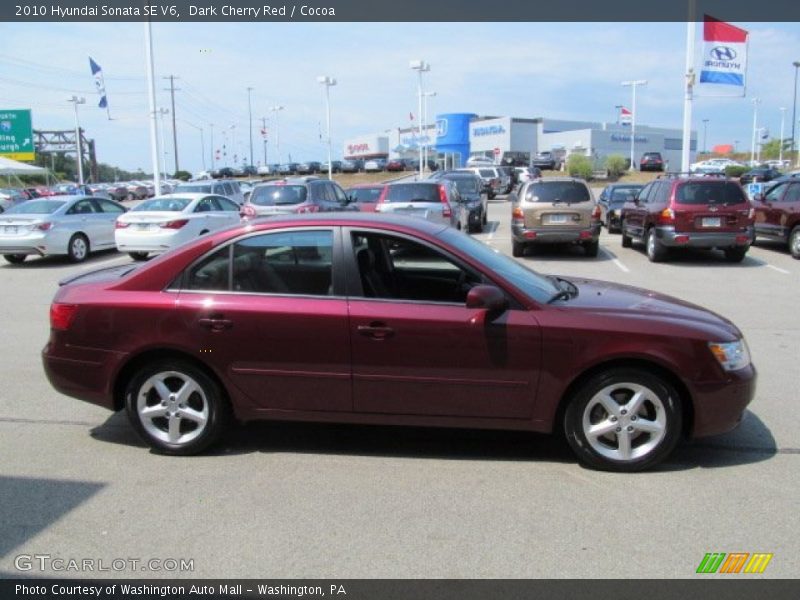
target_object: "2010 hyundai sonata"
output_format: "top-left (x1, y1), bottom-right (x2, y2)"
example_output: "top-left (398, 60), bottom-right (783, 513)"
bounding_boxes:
top-left (42, 214), bottom-right (755, 471)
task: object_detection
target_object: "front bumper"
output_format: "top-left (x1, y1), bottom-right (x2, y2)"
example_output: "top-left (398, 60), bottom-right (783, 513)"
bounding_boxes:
top-left (512, 222), bottom-right (601, 244)
top-left (656, 225), bottom-right (753, 248)
top-left (691, 364), bottom-right (756, 438)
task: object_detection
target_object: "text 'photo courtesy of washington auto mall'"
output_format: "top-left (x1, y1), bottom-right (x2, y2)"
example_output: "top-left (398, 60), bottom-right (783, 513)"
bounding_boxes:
top-left (0, 0), bottom-right (799, 593)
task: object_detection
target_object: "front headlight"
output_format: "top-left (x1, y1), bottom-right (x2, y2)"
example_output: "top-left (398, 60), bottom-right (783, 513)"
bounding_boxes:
top-left (612, 209), bottom-right (621, 216)
top-left (708, 339), bottom-right (751, 372)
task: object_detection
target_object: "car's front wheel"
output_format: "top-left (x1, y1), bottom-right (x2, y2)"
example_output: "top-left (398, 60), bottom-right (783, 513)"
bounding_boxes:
top-left (564, 368), bottom-right (682, 472)
top-left (129, 252), bottom-right (149, 261)
top-left (125, 359), bottom-right (230, 455)
top-left (67, 233), bottom-right (89, 263)
top-left (790, 226), bottom-right (800, 259)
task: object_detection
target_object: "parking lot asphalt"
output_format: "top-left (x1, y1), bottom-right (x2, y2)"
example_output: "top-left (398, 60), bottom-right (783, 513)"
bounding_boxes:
top-left (0, 194), bottom-right (798, 579)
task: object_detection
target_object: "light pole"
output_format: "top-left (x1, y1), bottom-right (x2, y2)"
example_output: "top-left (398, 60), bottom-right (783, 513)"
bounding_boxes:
top-left (67, 96), bottom-right (86, 185)
top-left (270, 105), bottom-right (284, 165)
top-left (317, 76), bottom-right (337, 180)
top-left (779, 107), bottom-right (787, 165)
top-left (247, 86), bottom-right (254, 168)
top-left (157, 108), bottom-right (169, 175)
top-left (702, 119), bottom-right (709, 154)
top-left (143, 21), bottom-right (161, 193)
top-left (410, 59), bottom-right (430, 177)
top-left (422, 91), bottom-right (437, 172)
top-left (621, 79), bottom-right (647, 170)
top-left (750, 97), bottom-right (760, 165)
top-left (792, 61), bottom-right (800, 157)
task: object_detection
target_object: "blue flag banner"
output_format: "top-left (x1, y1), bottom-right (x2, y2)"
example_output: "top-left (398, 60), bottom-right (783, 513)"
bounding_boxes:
top-left (88, 56), bottom-right (109, 111)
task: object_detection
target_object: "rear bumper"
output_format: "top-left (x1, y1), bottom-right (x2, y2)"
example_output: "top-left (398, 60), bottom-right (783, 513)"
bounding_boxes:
top-left (656, 225), bottom-right (753, 248)
top-left (512, 222), bottom-right (601, 244)
top-left (691, 365), bottom-right (756, 438)
top-left (42, 340), bottom-right (124, 411)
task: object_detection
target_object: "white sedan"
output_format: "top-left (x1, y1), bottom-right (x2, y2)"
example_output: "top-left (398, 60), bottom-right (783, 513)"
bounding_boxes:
top-left (115, 193), bottom-right (242, 260)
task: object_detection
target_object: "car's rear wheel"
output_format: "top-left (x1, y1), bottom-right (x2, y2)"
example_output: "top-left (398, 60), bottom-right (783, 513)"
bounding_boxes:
top-left (3, 254), bottom-right (26, 264)
top-left (724, 247), bottom-right (747, 263)
top-left (512, 239), bottom-right (525, 257)
top-left (790, 226), bottom-right (800, 259)
top-left (584, 240), bottom-right (599, 257)
top-left (564, 368), bottom-right (682, 472)
top-left (129, 252), bottom-right (149, 261)
top-left (645, 228), bottom-right (667, 262)
top-left (125, 359), bottom-right (230, 455)
top-left (621, 223), bottom-right (632, 248)
top-left (67, 233), bottom-right (89, 263)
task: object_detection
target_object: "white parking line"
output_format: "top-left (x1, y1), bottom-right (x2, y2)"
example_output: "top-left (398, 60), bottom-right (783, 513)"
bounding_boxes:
top-left (765, 264), bottom-right (791, 275)
top-left (600, 248), bottom-right (630, 273)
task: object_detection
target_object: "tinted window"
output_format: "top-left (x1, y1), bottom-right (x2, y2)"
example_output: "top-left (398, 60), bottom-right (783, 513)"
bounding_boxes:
top-left (525, 182), bottom-right (590, 203)
top-left (232, 230), bottom-right (333, 295)
top-left (478, 169), bottom-right (495, 177)
top-left (652, 182), bottom-right (671, 204)
top-left (384, 184), bottom-right (441, 203)
top-left (784, 183), bottom-right (800, 203)
top-left (97, 199), bottom-right (125, 214)
top-left (215, 197), bottom-right (240, 211)
top-left (348, 187), bottom-right (384, 203)
top-left (249, 185), bottom-right (307, 206)
top-left (176, 184), bottom-right (212, 194)
top-left (445, 176), bottom-right (480, 194)
top-left (609, 186), bottom-right (642, 203)
top-left (637, 182), bottom-right (654, 204)
top-left (332, 184), bottom-right (348, 204)
top-left (186, 247), bottom-right (230, 291)
top-left (194, 197), bottom-right (219, 212)
top-left (68, 199), bottom-right (97, 214)
top-left (6, 200), bottom-right (65, 214)
top-left (133, 197), bottom-right (192, 212)
top-left (764, 182), bottom-right (787, 202)
top-left (675, 182), bottom-right (747, 205)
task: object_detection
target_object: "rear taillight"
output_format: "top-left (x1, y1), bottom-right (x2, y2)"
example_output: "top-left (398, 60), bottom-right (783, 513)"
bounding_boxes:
top-left (658, 208), bottom-right (675, 225)
top-left (35, 222), bottom-right (53, 231)
top-left (439, 185), bottom-right (452, 217)
top-left (295, 203), bottom-right (319, 214)
top-left (241, 204), bottom-right (256, 218)
top-left (512, 206), bottom-right (524, 222)
top-left (115, 221), bottom-right (130, 229)
top-left (50, 303), bottom-right (78, 331)
top-left (591, 205), bottom-right (601, 221)
top-left (160, 219), bottom-right (189, 229)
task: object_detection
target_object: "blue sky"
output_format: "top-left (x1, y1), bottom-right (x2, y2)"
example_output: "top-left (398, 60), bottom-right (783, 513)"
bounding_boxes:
top-left (1, 21), bottom-right (799, 174)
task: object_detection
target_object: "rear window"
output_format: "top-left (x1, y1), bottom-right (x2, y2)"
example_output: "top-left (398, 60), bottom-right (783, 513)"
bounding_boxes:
top-left (5, 200), bottom-right (65, 214)
top-left (445, 177), bottom-right (480, 194)
top-left (610, 187), bottom-right (642, 202)
top-left (249, 184), bottom-right (307, 206)
top-left (348, 187), bottom-right (383, 203)
top-left (675, 182), bottom-right (747, 206)
top-left (133, 197), bottom-right (192, 212)
top-left (478, 169), bottom-right (495, 177)
top-left (526, 182), bottom-right (590, 203)
top-left (384, 184), bottom-right (441, 203)
top-left (176, 184), bottom-right (212, 194)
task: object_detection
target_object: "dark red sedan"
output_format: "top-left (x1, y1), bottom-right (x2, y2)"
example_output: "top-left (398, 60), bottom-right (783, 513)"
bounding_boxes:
top-left (42, 214), bottom-right (755, 471)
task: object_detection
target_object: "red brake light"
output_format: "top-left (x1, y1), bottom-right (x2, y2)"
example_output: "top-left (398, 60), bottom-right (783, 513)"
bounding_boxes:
top-left (658, 208), bottom-right (675, 225)
top-left (241, 204), bottom-right (256, 218)
top-left (35, 222), bottom-right (53, 231)
top-left (160, 219), bottom-right (189, 229)
top-left (295, 203), bottom-right (319, 214)
top-left (115, 221), bottom-right (130, 229)
top-left (50, 303), bottom-right (78, 331)
top-left (591, 205), bottom-right (601, 220)
top-left (438, 185), bottom-right (452, 217)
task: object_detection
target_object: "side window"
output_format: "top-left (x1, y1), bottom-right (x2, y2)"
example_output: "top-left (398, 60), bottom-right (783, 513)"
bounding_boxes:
top-left (68, 199), bottom-right (97, 215)
top-left (653, 182), bottom-right (670, 205)
top-left (332, 184), bottom-right (348, 204)
top-left (784, 183), bottom-right (800, 203)
top-left (216, 196), bottom-right (240, 211)
top-left (186, 247), bottom-right (230, 291)
top-left (765, 183), bottom-right (786, 202)
top-left (96, 199), bottom-right (125, 214)
top-left (351, 232), bottom-right (480, 303)
top-left (637, 183), bottom-right (654, 204)
top-left (194, 197), bottom-right (215, 213)
top-left (231, 230), bottom-right (333, 296)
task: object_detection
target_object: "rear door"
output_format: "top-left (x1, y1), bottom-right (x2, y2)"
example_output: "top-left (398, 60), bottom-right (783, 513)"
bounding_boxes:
top-left (94, 199), bottom-right (126, 247)
top-left (623, 181), bottom-right (654, 238)
top-left (755, 181), bottom-right (788, 239)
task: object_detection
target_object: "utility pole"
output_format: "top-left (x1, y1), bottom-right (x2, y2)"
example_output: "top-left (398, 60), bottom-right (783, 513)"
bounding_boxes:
top-left (247, 87), bottom-right (254, 167)
top-left (67, 96), bottom-right (86, 185)
top-left (261, 117), bottom-right (268, 166)
top-left (209, 123), bottom-right (214, 171)
top-left (163, 75), bottom-right (180, 173)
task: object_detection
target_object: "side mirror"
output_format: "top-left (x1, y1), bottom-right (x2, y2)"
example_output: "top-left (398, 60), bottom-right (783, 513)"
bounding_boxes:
top-left (466, 285), bottom-right (508, 313)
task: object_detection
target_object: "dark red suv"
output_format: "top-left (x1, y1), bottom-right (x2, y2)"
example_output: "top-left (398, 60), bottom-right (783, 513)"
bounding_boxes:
top-left (752, 178), bottom-right (800, 258)
top-left (621, 176), bottom-right (753, 262)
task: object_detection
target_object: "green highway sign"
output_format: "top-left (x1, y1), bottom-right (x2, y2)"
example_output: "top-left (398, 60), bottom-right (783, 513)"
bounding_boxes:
top-left (0, 109), bottom-right (35, 161)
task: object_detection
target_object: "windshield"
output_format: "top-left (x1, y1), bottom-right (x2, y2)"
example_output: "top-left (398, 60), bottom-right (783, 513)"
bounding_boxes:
top-left (446, 177), bottom-right (480, 194)
top-left (676, 182), bottom-right (747, 206)
top-left (249, 185), bottom-right (307, 206)
top-left (438, 228), bottom-right (559, 303)
top-left (133, 197), bottom-right (192, 212)
top-left (526, 182), bottom-right (590, 203)
top-left (348, 187), bottom-right (383, 203)
top-left (385, 184), bottom-right (440, 203)
top-left (610, 186), bottom-right (642, 203)
top-left (4, 200), bottom-right (65, 214)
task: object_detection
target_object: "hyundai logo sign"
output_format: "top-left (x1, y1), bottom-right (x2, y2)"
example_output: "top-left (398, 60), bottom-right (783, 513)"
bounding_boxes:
top-left (472, 125), bottom-right (506, 137)
top-left (710, 46), bottom-right (736, 61)
top-left (436, 119), bottom-right (447, 138)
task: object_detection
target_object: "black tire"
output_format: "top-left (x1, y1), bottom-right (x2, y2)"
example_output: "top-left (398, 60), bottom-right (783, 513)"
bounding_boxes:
top-left (482, 209), bottom-right (488, 226)
top-left (512, 239), bottom-right (525, 257)
top-left (129, 252), bottom-right (149, 261)
top-left (621, 222), bottom-right (632, 248)
top-left (3, 254), bottom-right (27, 264)
top-left (564, 368), bottom-right (682, 472)
top-left (67, 233), bottom-right (90, 263)
top-left (724, 247), bottom-right (747, 263)
top-left (124, 359), bottom-right (230, 455)
top-left (584, 240), bottom-right (599, 257)
top-left (645, 228), bottom-right (667, 263)
top-left (488, 192), bottom-right (496, 200)
top-left (790, 226), bottom-right (800, 260)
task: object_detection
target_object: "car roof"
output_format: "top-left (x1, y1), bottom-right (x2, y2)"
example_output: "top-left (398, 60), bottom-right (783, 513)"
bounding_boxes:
top-left (146, 193), bottom-right (210, 200)
top-left (347, 183), bottom-right (388, 189)
top-left (247, 212), bottom-right (448, 234)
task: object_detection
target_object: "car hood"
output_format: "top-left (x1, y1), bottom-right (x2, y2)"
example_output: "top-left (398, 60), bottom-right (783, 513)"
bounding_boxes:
top-left (557, 277), bottom-right (741, 341)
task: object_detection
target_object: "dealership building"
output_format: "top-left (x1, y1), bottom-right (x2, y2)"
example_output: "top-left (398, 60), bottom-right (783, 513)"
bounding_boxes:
top-left (343, 113), bottom-right (696, 170)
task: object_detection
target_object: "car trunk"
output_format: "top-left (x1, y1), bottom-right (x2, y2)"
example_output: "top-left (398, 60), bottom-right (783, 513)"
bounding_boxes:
top-left (672, 182), bottom-right (751, 234)
top-left (525, 204), bottom-right (591, 229)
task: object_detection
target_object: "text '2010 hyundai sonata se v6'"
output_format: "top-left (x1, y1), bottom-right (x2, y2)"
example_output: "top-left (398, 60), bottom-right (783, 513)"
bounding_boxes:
top-left (42, 214), bottom-right (755, 471)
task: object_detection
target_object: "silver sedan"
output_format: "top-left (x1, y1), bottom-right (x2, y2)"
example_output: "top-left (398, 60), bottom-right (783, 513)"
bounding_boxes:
top-left (0, 195), bottom-right (127, 264)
